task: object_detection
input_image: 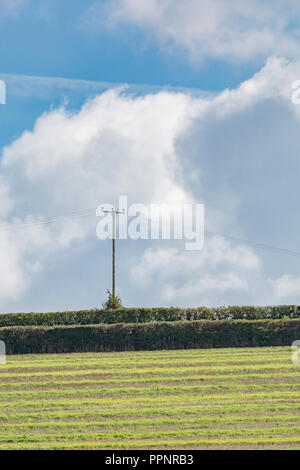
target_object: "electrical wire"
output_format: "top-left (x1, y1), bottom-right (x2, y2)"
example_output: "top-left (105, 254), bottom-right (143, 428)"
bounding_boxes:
top-left (0, 206), bottom-right (299, 258)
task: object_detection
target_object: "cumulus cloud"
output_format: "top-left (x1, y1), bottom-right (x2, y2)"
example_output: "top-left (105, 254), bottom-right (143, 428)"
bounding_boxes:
top-left (0, 88), bottom-right (199, 305)
top-left (1, 88), bottom-right (199, 209)
top-left (83, 0), bottom-right (300, 63)
top-left (1, 57), bottom-right (300, 309)
top-left (130, 236), bottom-right (262, 306)
top-left (270, 275), bottom-right (300, 302)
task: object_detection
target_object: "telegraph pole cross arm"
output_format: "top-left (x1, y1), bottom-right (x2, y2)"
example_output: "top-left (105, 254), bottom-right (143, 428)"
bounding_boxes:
top-left (101, 207), bottom-right (125, 300)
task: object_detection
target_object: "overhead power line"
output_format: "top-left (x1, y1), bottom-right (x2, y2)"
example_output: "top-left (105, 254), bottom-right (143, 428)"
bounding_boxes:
top-left (0, 207), bottom-right (97, 231)
top-left (205, 231), bottom-right (300, 259)
top-left (0, 206), bottom-right (299, 259)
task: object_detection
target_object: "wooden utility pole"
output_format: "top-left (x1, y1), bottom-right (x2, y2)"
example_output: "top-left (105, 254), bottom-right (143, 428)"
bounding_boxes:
top-left (112, 210), bottom-right (116, 298)
top-left (101, 207), bottom-right (125, 299)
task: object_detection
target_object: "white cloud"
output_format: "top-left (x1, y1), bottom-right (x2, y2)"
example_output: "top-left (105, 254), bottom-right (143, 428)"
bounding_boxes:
top-left (1, 57), bottom-right (300, 309)
top-left (84, 0), bottom-right (300, 63)
top-left (1, 88), bottom-right (199, 207)
top-left (0, 229), bottom-right (27, 300)
top-left (130, 236), bottom-right (262, 305)
top-left (270, 275), bottom-right (300, 302)
top-left (0, 88), bottom-right (199, 304)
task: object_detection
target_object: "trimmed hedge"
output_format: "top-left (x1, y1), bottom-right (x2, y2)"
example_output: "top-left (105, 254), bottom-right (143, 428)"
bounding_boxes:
top-left (0, 305), bottom-right (299, 327)
top-left (1, 319), bottom-right (300, 354)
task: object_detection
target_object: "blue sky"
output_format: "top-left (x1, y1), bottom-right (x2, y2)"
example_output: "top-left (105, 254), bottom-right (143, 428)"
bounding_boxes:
top-left (0, 0), bottom-right (259, 90)
top-left (1, 0), bottom-right (300, 312)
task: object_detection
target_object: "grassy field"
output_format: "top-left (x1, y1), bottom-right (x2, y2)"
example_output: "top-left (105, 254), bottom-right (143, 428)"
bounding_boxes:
top-left (0, 346), bottom-right (300, 449)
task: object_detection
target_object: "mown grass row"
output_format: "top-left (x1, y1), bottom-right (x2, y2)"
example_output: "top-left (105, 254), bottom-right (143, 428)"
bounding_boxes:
top-left (0, 347), bottom-right (300, 449)
top-left (2, 413), bottom-right (300, 429)
top-left (1, 383), bottom-right (300, 401)
top-left (0, 365), bottom-right (298, 381)
top-left (2, 391), bottom-right (300, 410)
top-left (0, 372), bottom-right (299, 390)
top-left (0, 354), bottom-right (291, 370)
top-left (2, 425), bottom-right (300, 441)
top-left (0, 347), bottom-right (289, 367)
top-left (3, 403), bottom-right (300, 424)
